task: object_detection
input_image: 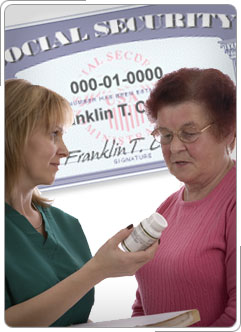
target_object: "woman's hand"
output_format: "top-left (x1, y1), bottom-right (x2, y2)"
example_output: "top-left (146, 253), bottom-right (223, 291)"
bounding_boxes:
top-left (92, 225), bottom-right (159, 279)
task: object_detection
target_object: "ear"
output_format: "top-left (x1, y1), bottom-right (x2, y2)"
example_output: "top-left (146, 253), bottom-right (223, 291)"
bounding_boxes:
top-left (226, 129), bottom-right (236, 153)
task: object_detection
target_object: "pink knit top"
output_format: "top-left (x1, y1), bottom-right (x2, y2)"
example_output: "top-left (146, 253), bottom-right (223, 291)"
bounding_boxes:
top-left (132, 164), bottom-right (236, 327)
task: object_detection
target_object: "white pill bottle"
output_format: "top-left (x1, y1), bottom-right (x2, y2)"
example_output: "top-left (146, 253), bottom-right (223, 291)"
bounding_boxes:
top-left (122, 212), bottom-right (168, 252)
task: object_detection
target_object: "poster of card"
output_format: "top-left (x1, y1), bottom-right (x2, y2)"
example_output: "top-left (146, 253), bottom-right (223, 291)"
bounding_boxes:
top-left (5, 4), bottom-right (236, 189)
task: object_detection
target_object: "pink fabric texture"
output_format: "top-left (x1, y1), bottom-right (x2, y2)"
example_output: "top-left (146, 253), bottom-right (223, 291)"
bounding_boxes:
top-left (132, 164), bottom-right (236, 327)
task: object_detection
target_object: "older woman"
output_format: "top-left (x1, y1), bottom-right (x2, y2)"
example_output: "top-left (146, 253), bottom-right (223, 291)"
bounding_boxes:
top-left (132, 68), bottom-right (236, 327)
top-left (5, 79), bottom-right (159, 327)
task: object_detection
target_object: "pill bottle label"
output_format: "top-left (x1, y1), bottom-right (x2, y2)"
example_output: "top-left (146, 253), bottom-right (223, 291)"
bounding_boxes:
top-left (122, 222), bottom-right (158, 252)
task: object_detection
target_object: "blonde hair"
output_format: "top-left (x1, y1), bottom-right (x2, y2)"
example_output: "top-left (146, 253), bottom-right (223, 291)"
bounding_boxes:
top-left (5, 78), bottom-right (73, 207)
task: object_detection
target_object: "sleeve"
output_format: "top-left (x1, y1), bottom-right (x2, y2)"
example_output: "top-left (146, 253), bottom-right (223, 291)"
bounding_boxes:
top-left (210, 203), bottom-right (236, 327)
top-left (131, 287), bottom-right (145, 317)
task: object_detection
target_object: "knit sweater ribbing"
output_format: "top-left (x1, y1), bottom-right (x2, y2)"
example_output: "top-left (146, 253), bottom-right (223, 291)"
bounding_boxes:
top-left (132, 164), bottom-right (236, 327)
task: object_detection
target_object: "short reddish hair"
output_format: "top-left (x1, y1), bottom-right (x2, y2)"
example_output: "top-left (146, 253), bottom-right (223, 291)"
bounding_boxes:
top-left (145, 68), bottom-right (236, 139)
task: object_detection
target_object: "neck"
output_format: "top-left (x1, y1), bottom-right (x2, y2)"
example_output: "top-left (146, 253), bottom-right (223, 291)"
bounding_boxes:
top-left (184, 158), bottom-right (234, 202)
top-left (6, 185), bottom-right (34, 216)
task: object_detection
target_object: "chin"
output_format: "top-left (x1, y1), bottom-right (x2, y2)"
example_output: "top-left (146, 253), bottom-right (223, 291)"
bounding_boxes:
top-left (170, 170), bottom-right (191, 183)
top-left (40, 177), bottom-right (56, 186)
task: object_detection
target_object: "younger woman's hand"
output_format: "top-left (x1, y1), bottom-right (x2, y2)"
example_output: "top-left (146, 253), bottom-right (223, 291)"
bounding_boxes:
top-left (92, 226), bottom-right (159, 279)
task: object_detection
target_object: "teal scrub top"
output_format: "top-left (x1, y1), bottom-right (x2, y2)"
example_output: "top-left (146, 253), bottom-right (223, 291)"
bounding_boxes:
top-left (5, 203), bottom-right (95, 327)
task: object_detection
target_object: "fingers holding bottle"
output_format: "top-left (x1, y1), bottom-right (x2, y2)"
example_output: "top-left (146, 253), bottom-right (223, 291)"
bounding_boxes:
top-left (92, 225), bottom-right (160, 280)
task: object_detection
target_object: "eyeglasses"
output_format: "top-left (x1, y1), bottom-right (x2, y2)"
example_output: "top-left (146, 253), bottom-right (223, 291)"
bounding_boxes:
top-left (151, 123), bottom-right (214, 145)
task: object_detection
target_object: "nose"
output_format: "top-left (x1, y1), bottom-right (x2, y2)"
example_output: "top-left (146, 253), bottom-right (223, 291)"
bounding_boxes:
top-left (57, 137), bottom-right (69, 158)
top-left (169, 134), bottom-right (187, 154)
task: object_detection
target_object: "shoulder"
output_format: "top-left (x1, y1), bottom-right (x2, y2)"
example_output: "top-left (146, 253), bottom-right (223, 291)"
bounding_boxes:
top-left (41, 205), bottom-right (80, 226)
top-left (217, 163), bottom-right (236, 212)
top-left (41, 205), bottom-right (89, 240)
top-left (44, 205), bottom-right (77, 218)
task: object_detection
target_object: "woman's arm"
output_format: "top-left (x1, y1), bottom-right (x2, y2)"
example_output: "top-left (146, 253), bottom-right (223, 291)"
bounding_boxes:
top-left (5, 226), bottom-right (159, 327)
top-left (210, 205), bottom-right (236, 327)
top-left (131, 288), bottom-right (145, 317)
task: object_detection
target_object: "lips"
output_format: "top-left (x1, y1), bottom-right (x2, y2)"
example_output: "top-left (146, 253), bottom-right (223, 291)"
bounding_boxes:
top-left (172, 160), bottom-right (190, 166)
top-left (172, 159), bottom-right (188, 163)
top-left (50, 163), bottom-right (60, 170)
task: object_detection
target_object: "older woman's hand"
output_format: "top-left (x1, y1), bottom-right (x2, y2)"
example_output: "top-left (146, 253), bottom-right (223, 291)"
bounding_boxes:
top-left (92, 226), bottom-right (159, 279)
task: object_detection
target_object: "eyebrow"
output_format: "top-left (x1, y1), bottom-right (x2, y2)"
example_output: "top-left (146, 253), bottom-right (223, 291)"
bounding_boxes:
top-left (157, 122), bottom-right (197, 131)
top-left (182, 122), bottom-right (197, 127)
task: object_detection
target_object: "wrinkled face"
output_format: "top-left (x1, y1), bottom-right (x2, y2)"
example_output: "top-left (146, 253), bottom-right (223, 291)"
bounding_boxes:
top-left (156, 101), bottom-right (231, 186)
top-left (21, 125), bottom-right (69, 187)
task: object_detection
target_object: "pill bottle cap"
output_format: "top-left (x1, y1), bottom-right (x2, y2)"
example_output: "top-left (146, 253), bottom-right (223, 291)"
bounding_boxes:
top-left (143, 212), bottom-right (168, 234)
